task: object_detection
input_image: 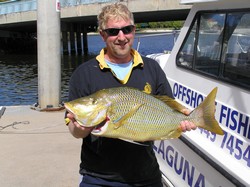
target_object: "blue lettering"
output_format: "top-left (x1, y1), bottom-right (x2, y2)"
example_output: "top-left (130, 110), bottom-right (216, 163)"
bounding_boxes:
top-left (178, 84), bottom-right (183, 100)
top-left (174, 151), bottom-right (184, 175)
top-left (219, 105), bottom-right (227, 126)
top-left (190, 91), bottom-right (197, 108)
top-left (238, 114), bottom-right (249, 138)
top-left (197, 94), bottom-right (204, 107)
top-left (248, 120), bottom-right (250, 139)
top-left (183, 160), bottom-right (195, 186)
top-left (166, 145), bottom-right (174, 166)
top-left (220, 105), bottom-right (230, 127)
top-left (186, 88), bottom-right (191, 105)
top-left (226, 107), bottom-right (231, 128)
top-left (182, 86), bottom-right (187, 101)
top-left (153, 144), bottom-right (157, 151)
top-left (154, 141), bottom-right (206, 186)
top-left (172, 83), bottom-right (205, 109)
top-left (219, 104), bottom-right (250, 139)
top-left (157, 140), bottom-right (165, 159)
top-left (173, 83), bottom-right (178, 98)
top-left (195, 174), bottom-right (205, 187)
top-left (229, 110), bottom-right (238, 131)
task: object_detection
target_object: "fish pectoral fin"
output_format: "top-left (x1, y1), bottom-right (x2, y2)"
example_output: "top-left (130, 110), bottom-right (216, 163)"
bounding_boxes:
top-left (113, 103), bottom-right (143, 129)
top-left (154, 95), bottom-right (187, 113)
top-left (119, 138), bottom-right (149, 146)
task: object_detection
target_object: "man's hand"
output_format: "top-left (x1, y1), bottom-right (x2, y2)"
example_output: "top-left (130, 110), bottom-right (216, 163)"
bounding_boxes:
top-left (180, 120), bottom-right (197, 132)
top-left (67, 113), bottom-right (94, 139)
top-left (180, 108), bottom-right (197, 132)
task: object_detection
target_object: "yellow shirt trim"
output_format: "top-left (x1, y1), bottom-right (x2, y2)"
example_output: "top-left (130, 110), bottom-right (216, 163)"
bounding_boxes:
top-left (96, 48), bottom-right (143, 84)
top-left (65, 117), bottom-right (70, 126)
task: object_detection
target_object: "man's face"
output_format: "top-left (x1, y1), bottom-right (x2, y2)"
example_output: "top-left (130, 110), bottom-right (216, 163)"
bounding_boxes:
top-left (100, 18), bottom-right (135, 63)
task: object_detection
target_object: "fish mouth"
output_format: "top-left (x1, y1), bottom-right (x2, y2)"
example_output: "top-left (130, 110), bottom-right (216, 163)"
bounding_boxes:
top-left (64, 103), bottom-right (73, 114)
top-left (92, 117), bottom-right (109, 134)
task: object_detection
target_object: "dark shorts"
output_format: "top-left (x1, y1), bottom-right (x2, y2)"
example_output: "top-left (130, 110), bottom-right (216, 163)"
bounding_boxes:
top-left (79, 174), bottom-right (163, 187)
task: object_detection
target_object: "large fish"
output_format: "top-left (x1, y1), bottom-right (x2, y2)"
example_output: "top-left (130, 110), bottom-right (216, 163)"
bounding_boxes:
top-left (64, 87), bottom-right (224, 142)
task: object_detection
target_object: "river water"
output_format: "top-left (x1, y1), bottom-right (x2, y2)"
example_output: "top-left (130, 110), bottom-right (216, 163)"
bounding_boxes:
top-left (0, 33), bottom-right (176, 106)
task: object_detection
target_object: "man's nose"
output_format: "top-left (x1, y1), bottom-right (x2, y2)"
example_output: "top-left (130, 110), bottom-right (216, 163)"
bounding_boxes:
top-left (117, 30), bottom-right (126, 39)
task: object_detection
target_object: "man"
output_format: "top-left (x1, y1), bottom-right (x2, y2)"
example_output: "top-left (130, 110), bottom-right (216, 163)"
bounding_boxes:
top-left (66, 3), bottom-right (196, 187)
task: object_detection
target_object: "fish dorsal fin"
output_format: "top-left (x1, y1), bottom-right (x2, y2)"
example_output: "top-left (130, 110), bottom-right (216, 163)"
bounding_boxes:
top-left (154, 95), bottom-right (187, 113)
top-left (112, 103), bottom-right (144, 129)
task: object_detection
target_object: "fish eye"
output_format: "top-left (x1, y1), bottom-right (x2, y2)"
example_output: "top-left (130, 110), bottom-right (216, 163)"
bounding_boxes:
top-left (90, 98), bottom-right (97, 105)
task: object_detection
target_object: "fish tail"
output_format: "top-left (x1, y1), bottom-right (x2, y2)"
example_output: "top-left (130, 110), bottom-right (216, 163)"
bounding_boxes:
top-left (190, 87), bottom-right (224, 135)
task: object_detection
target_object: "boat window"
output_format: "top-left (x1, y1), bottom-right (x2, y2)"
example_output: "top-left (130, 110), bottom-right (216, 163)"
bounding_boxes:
top-left (222, 13), bottom-right (250, 87)
top-left (195, 13), bottom-right (225, 76)
top-left (177, 20), bottom-right (197, 68)
top-left (177, 10), bottom-right (250, 89)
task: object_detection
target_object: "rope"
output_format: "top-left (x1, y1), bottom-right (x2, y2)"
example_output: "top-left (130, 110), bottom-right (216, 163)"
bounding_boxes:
top-left (0, 121), bottom-right (29, 130)
top-left (0, 121), bottom-right (68, 134)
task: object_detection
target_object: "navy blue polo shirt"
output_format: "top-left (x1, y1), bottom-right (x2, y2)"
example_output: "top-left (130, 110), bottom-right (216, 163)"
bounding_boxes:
top-left (67, 48), bottom-right (173, 185)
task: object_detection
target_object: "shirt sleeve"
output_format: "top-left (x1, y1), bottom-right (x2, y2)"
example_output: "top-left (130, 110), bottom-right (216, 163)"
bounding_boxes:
top-left (150, 58), bottom-right (174, 98)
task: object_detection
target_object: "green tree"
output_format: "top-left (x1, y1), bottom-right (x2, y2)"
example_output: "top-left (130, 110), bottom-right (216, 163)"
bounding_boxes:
top-left (137, 21), bottom-right (184, 30)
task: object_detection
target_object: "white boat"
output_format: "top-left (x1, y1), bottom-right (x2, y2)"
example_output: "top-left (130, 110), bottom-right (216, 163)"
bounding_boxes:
top-left (147, 0), bottom-right (250, 186)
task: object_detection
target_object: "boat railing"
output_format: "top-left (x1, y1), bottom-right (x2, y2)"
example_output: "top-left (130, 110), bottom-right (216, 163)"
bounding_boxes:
top-left (135, 30), bottom-right (180, 52)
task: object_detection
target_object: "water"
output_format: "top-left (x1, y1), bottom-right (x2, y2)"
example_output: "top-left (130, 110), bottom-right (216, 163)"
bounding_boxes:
top-left (0, 33), bottom-right (176, 106)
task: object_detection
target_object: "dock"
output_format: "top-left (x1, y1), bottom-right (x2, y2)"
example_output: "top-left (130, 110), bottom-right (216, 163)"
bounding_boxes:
top-left (0, 106), bottom-right (81, 187)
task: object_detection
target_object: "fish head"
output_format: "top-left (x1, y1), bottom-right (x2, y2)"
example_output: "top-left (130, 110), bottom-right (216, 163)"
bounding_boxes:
top-left (64, 96), bottom-right (109, 127)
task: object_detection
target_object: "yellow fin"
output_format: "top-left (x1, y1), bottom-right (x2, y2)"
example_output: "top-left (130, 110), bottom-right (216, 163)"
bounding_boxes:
top-left (113, 103), bottom-right (143, 129)
top-left (190, 87), bottom-right (224, 135)
top-left (154, 95), bottom-right (187, 113)
top-left (119, 138), bottom-right (149, 146)
top-left (160, 128), bottom-right (182, 140)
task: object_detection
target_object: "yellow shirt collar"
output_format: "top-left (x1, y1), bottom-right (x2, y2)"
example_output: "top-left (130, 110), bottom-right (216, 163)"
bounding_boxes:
top-left (96, 48), bottom-right (144, 69)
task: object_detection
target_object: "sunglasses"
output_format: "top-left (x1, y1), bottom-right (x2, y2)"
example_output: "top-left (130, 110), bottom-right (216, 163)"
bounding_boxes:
top-left (103, 25), bottom-right (135, 36)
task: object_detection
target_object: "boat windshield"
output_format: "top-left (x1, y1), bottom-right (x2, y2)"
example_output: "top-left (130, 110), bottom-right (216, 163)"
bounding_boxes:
top-left (177, 11), bottom-right (250, 89)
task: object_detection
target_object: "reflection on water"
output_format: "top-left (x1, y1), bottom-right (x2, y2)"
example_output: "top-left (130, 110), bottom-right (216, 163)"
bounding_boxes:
top-left (0, 55), bottom-right (37, 106)
top-left (0, 54), bottom-right (93, 106)
top-left (0, 33), bottom-right (175, 106)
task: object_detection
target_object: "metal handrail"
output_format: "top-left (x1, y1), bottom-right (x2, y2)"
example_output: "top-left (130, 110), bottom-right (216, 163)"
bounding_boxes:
top-left (0, 0), bottom-right (116, 15)
top-left (135, 31), bottom-right (180, 51)
top-left (0, 0), bottom-right (36, 15)
top-left (60, 0), bottom-right (116, 7)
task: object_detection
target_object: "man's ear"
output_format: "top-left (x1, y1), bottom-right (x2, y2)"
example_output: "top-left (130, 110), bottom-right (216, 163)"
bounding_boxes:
top-left (99, 31), bottom-right (106, 42)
